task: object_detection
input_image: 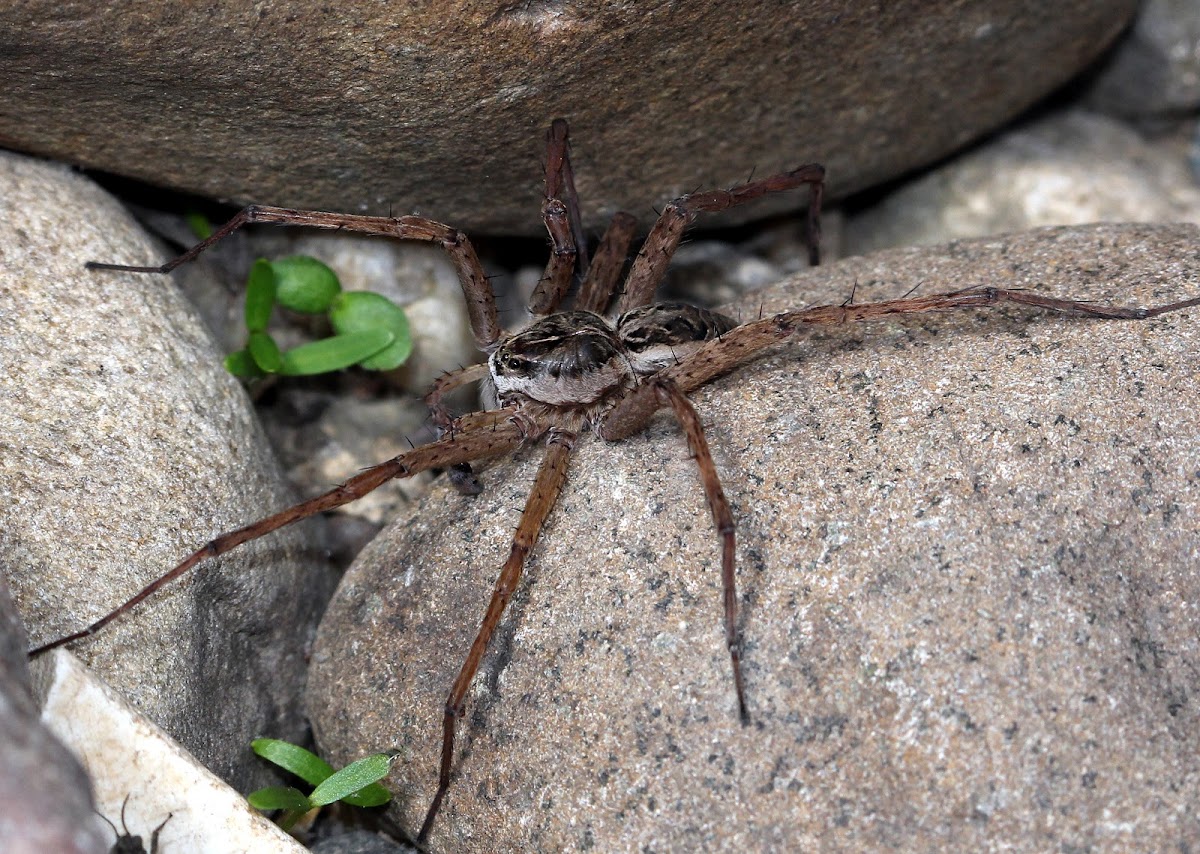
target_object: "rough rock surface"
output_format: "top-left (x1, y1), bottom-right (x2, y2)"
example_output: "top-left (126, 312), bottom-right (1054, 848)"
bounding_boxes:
top-left (0, 2), bottom-right (1136, 232)
top-left (0, 151), bottom-right (336, 788)
top-left (308, 224), bottom-right (1200, 852)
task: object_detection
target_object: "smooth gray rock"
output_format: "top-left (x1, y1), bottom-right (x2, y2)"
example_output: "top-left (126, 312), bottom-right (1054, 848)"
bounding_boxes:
top-left (0, 2), bottom-right (1136, 232)
top-left (0, 151), bottom-right (336, 789)
top-left (844, 109), bottom-right (1200, 256)
top-left (34, 650), bottom-right (309, 854)
top-left (0, 577), bottom-right (105, 854)
top-left (1087, 0), bottom-right (1200, 116)
top-left (308, 224), bottom-right (1200, 852)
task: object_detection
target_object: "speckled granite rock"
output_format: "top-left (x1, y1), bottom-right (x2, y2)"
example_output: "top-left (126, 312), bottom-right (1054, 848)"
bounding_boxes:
top-left (0, 150), bottom-right (336, 789)
top-left (0, 2), bottom-right (1136, 232)
top-left (308, 223), bottom-right (1200, 852)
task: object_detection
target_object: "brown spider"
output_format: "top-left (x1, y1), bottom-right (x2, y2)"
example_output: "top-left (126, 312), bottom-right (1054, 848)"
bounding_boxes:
top-left (29, 120), bottom-right (1200, 845)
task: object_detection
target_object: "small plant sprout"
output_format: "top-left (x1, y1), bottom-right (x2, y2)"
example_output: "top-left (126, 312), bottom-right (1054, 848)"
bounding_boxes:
top-left (247, 738), bottom-right (397, 831)
top-left (185, 211), bottom-right (214, 241)
top-left (224, 255), bottom-right (413, 379)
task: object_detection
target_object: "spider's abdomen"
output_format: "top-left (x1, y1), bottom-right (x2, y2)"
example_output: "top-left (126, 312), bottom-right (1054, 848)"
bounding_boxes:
top-left (490, 311), bottom-right (633, 406)
top-left (617, 302), bottom-right (738, 374)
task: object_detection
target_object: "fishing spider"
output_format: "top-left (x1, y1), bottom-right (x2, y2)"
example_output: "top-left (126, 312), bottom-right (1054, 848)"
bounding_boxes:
top-left (30, 120), bottom-right (1200, 845)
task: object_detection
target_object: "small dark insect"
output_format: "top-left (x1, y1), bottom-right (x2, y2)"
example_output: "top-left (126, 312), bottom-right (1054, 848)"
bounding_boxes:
top-left (98, 795), bottom-right (171, 854)
top-left (30, 120), bottom-right (1200, 846)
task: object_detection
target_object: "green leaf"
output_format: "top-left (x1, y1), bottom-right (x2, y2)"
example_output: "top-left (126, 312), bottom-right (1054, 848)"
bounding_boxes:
top-left (224, 349), bottom-right (265, 378)
top-left (276, 329), bottom-right (394, 376)
top-left (246, 785), bottom-right (312, 812)
top-left (247, 330), bottom-right (283, 373)
top-left (270, 256), bottom-right (342, 314)
top-left (185, 211), bottom-right (213, 240)
top-left (309, 753), bottom-right (396, 807)
top-left (251, 738), bottom-right (334, 786)
top-left (339, 781), bottom-right (394, 809)
top-left (244, 259), bottom-right (277, 332)
top-left (329, 291), bottom-right (413, 370)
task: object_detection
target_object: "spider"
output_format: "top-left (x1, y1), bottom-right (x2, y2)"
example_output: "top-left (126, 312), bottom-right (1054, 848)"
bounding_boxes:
top-left (29, 120), bottom-right (1200, 846)
top-left (98, 795), bottom-right (171, 854)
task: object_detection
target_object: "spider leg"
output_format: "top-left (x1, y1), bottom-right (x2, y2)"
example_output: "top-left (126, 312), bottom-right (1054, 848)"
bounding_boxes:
top-left (26, 408), bottom-right (526, 657)
top-left (576, 211), bottom-right (638, 315)
top-left (544, 118), bottom-right (589, 275)
top-left (616, 163), bottom-right (826, 314)
top-left (530, 119), bottom-right (588, 316)
top-left (424, 363), bottom-right (492, 431)
top-left (149, 812), bottom-right (172, 854)
top-left (423, 359), bottom-right (497, 497)
top-left (602, 286), bottom-right (1200, 441)
top-left (530, 197), bottom-right (578, 316)
top-left (652, 378), bottom-right (748, 721)
top-left (417, 429), bottom-right (577, 844)
top-left (88, 205), bottom-right (504, 352)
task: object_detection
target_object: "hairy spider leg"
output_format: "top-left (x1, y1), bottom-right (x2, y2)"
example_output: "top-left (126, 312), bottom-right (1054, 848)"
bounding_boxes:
top-left (576, 211), bottom-right (639, 315)
top-left (603, 285), bottom-right (1200, 440)
top-left (27, 411), bottom-right (525, 656)
top-left (615, 163), bottom-right (826, 315)
top-left (654, 378), bottom-right (747, 721)
top-left (530, 118), bottom-right (588, 315)
top-left (423, 363), bottom-right (492, 432)
top-left (417, 430), bottom-right (577, 844)
top-left (88, 206), bottom-right (505, 352)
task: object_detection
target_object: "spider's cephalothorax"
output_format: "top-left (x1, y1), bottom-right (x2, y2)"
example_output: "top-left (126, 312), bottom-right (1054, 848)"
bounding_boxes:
top-left (37, 118), bottom-right (1200, 848)
top-left (488, 304), bottom-right (737, 430)
top-left (489, 312), bottom-right (630, 411)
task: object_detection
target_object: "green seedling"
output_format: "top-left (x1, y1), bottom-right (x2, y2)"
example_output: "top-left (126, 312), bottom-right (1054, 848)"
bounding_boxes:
top-left (225, 255), bottom-right (412, 378)
top-left (248, 738), bottom-right (396, 832)
top-left (186, 211), bottom-right (214, 240)
top-left (329, 290), bottom-right (412, 371)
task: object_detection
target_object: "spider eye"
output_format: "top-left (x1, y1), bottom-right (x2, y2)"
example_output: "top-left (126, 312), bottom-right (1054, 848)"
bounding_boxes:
top-left (500, 355), bottom-right (527, 373)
